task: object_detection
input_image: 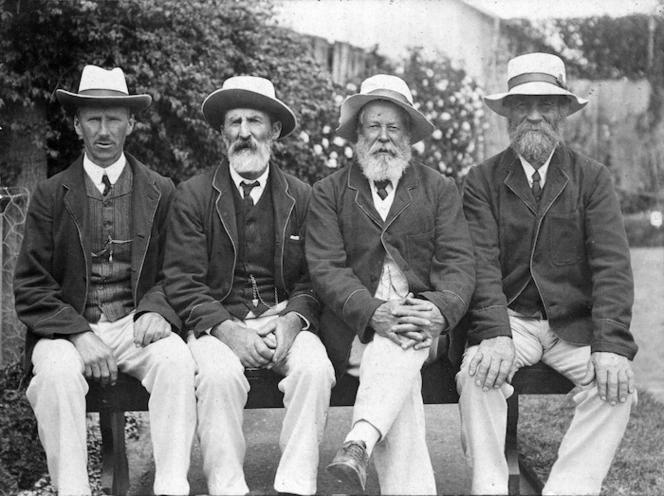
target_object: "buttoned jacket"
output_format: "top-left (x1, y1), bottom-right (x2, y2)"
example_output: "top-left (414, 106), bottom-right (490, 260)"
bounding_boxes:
top-left (14, 154), bottom-right (180, 368)
top-left (163, 161), bottom-right (319, 337)
top-left (462, 145), bottom-right (637, 359)
top-left (306, 161), bottom-right (476, 379)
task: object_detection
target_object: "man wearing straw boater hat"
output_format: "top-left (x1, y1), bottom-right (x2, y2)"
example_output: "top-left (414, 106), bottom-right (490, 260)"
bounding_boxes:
top-left (457, 53), bottom-right (638, 495)
top-left (163, 76), bottom-right (334, 496)
top-left (306, 74), bottom-right (475, 494)
top-left (14, 65), bottom-right (197, 495)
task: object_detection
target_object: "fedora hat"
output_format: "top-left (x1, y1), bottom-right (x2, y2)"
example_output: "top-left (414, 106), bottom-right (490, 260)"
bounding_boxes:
top-left (336, 74), bottom-right (434, 144)
top-left (56, 65), bottom-right (151, 111)
top-left (484, 52), bottom-right (588, 116)
top-left (201, 76), bottom-right (297, 139)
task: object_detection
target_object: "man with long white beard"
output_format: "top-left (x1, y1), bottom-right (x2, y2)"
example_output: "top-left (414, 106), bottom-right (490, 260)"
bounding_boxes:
top-left (306, 74), bottom-right (476, 494)
top-left (163, 76), bottom-right (335, 496)
top-left (457, 53), bottom-right (637, 495)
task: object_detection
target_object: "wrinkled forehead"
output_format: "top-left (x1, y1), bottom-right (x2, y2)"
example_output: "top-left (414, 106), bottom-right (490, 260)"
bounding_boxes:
top-left (360, 100), bottom-right (409, 125)
top-left (76, 105), bottom-right (132, 119)
top-left (224, 107), bottom-right (273, 123)
top-left (505, 94), bottom-right (570, 108)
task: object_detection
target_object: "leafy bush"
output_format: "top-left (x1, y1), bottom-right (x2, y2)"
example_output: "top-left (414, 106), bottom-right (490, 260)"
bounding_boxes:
top-left (0, 361), bottom-right (45, 490)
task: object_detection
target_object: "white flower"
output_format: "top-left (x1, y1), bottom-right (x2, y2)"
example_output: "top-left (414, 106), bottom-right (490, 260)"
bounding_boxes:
top-left (441, 112), bottom-right (452, 121)
top-left (426, 101), bottom-right (434, 110)
top-left (345, 146), bottom-right (353, 158)
top-left (313, 144), bottom-right (323, 155)
top-left (334, 95), bottom-right (344, 105)
top-left (333, 136), bottom-right (345, 147)
top-left (322, 125), bottom-right (331, 134)
top-left (327, 158), bottom-right (338, 169)
top-left (299, 131), bottom-right (310, 144)
top-left (329, 151), bottom-right (338, 160)
top-left (422, 79), bottom-right (429, 87)
top-left (412, 141), bottom-right (425, 154)
top-left (437, 161), bottom-right (446, 173)
top-left (461, 121), bottom-right (471, 132)
top-left (435, 80), bottom-right (449, 92)
top-left (426, 68), bottom-right (434, 78)
top-left (322, 138), bottom-right (329, 149)
top-left (395, 66), bottom-right (405, 75)
top-left (650, 211), bottom-right (663, 228)
top-left (432, 129), bottom-right (443, 140)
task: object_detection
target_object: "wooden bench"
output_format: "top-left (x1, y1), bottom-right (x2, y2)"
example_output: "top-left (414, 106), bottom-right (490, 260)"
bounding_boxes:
top-left (86, 358), bottom-right (574, 495)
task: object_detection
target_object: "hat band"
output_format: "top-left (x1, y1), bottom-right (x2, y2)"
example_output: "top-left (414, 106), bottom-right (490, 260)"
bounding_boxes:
top-left (78, 89), bottom-right (130, 97)
top-left (508, 72), bottom-right (567, 91)
top-left (366, 88), bottom-right (412, 106)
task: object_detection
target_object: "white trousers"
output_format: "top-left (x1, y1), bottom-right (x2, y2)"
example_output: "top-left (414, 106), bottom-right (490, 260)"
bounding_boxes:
top-left (188, 329), bottom-right (335, 496)
top-left (26, 312), bottom-right (197, 496)
top-left (352, 334), bottom-right (436, 495)
top-left (456, 314), bottom-right (634, 495)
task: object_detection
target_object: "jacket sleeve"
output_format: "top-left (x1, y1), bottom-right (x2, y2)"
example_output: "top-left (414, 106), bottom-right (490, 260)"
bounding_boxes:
top-left (163, 180), bottom-right (232, 337)
top-left (13, 182), bottom-right (92, 337)
top-left (416, 177), bottom-right (476, 331)
top-left (461, 165), bottom-right (513, 345)
top-left (584, 165), bottom-right (637, 359)
top-left (306, 180), bottom-right (384, 339)
top-left (134, 177), bottom-right (182, 330)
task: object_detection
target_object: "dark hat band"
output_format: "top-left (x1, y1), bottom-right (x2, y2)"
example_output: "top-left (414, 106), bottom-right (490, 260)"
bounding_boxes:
top-left (78, 89), bottom-right (130, 97)
top-left (508, 72), bottom-right (567, 91)
top-left (366, 88), bottom-right (411, 106)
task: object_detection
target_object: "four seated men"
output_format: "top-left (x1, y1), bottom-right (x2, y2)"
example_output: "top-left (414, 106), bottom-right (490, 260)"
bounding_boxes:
top-left (14, 55), bottom-right (637, 495)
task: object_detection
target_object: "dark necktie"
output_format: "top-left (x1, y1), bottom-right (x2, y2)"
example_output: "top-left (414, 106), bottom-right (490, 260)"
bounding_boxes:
top-left (375, 180), bottom-right (391, 200)
top-left (101, 174), bottom-right (112, 196)
top-left (531, 170), bottom-right (542, 204)
top-left (241, 181), bottom-right (259, 209)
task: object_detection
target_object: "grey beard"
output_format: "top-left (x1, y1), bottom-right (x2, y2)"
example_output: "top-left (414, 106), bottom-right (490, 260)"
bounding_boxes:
top-left (227, 138), bottom-right (272, 177)
top-left (509, 119), bottom-right (563, 167)
top-left (356, 136), bottom-right (412, 184)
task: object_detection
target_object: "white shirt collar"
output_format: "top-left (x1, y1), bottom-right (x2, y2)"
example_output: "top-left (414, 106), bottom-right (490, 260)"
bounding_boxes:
top-left (83, 153), bottom-right (127, 193)
top-left (229, 163), bottom-right (270, 203)
top-left (370, 178), bottom-right (398, 221)
top-left (518, 147), bottom-right (555, 188)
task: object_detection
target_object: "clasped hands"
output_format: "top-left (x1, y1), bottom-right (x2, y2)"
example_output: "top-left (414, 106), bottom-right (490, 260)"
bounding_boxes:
top-left (68, 311), bottom-right (171, 387)
top-left (469, 336), bottom-right (634, 405)
top-left (369, 293), bottom-right (446, 350)
top-left (211, 312), bottom-right (302, 369)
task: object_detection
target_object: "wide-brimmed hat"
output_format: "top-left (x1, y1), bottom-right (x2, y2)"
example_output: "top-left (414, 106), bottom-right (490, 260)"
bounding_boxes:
top-left (336, 74), bottom-right (434, 144)
top-left (56, 65), bottom-right (152, 112)
top-left (484, 52), bottom-right (588, 116)
top-left (201, 76), bottom-right (297, 139)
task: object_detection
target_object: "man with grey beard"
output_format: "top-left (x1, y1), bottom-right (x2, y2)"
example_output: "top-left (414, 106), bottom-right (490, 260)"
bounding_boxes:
top-left (457, 53), bottom-right (637, 495)
top-left (306, 75), bottom-right (475, 494)
top-left (163, 76), bottom-right (335, 496)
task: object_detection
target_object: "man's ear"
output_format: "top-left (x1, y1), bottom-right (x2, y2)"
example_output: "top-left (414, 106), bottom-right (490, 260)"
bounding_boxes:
top-left (271, 120), bottom-right (282, 140)
top-left (73, 115), bottom-right (83, 139)
top-left (126, 113), bottom-right (136, 136)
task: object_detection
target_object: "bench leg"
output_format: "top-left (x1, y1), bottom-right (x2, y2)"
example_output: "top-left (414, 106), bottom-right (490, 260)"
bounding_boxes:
top-left (99, 411), bottom-right (130, 496)
top-left (506, 393), bottom-right (521, 496)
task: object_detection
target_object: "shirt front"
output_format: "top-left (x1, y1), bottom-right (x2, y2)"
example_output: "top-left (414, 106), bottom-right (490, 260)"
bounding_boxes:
top-left (518, 147), bottom-right (555, 188)
top-left (229, 164), bottom-right (270, 205)
top-left (83, 153), bottom-right (127, 194)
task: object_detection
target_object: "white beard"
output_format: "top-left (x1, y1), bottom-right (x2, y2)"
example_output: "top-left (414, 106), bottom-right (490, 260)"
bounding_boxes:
top-left (356, 134), bottom-right (412, 184)
top-left (226, 137), bottom-right (272, 177)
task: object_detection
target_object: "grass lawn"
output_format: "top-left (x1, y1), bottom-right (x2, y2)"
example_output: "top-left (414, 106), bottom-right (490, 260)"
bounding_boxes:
top-left (519, 389), bottom-right (664, 495)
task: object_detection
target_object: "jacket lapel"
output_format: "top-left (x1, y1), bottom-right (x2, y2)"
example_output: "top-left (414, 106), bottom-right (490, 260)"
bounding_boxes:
top-left (503, 148), bottom-right (539, 214)
top-left (213, 162), bottom-right (239, 254)
top-left (348, 162), bottom-right (384, 226)
top-left (384, 166), bottom-right (416, 227)
top-left (61, 156), bottom-right (91, 261)
top-left (269, 163), bottom-right (296, 290)
top-left (538, 147), bottom-right (569, 216)
top-left (128, 154), bottom-right (160, 296)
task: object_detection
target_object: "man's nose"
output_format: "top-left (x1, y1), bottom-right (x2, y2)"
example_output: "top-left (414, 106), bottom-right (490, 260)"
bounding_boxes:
top-left (238, 120), bottom-right (251, 138)
top-left (99, 119), bottom-right (111, 135)
top-left (378, 125), bottom-right (390, 142)
top-left (527, 106), bottom-right (543, 122)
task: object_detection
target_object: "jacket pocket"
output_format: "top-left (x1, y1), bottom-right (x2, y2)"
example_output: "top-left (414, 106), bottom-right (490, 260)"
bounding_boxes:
top-left (405, 228), bottom-right (435, 270)
top-left (548, 211), bottom-right (584, 265)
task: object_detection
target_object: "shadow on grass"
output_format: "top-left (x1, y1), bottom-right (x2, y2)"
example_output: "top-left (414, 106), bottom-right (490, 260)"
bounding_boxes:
top-left (519, 389), bottom-right (664, 495)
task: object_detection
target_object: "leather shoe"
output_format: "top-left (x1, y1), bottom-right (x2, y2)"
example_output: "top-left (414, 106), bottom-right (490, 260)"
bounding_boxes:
top-left (326, 440), bottom-right (368, 491)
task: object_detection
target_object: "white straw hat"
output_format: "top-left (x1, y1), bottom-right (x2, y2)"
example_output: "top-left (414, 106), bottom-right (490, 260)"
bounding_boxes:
top-left (201, 76), bottom-right (297, 139)
top-left (484, 53), bottom-right (588, 116)
top-left (336, 74), bottom-right (434, 144)
top-left (56, 65), bottom-right (151, 111)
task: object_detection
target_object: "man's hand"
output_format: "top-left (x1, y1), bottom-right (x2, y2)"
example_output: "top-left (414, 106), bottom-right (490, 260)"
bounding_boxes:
top-left (262, 312), bottom-right (303, 366)
top-left (468, 336), bottom-right (516, 391)
top-left (68, 331), bottom-right (118, 386)
top-left (370, 300), bottom-right (412, 347)
top-left (390, 295), bottom-right (446, 350)
top-left (211, 320), bottom-right (274, 369)
top-left (133, 312), bottom-right (172, 347)
top-left (580, 351), bottom-right (635, 405)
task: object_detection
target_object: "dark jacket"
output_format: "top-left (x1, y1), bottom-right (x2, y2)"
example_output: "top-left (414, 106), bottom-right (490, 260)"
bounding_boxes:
top-left (462, 145), bottom-right (637, 359)
top-left (163, 161), bottom-right (320, 336)
top-left (306, 161), bottom-right (476, 379)
top-left (14, 154), bottom-right (181, 369)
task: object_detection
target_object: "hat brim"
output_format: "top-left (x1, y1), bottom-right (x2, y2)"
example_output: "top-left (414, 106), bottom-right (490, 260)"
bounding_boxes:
top-left (484, 82), bottom-right (588, 116)
top-left (336, 94), bottom-right (434, 144)
top-left (56, 89), bottom-right (152, 112)
top-left (201, 88), bottom-right (297, 139)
